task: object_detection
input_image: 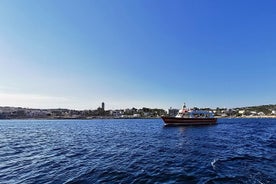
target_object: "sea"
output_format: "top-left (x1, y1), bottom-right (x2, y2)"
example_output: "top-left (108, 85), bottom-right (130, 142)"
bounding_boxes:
top-left (0, 118), bottom-right (275, 184)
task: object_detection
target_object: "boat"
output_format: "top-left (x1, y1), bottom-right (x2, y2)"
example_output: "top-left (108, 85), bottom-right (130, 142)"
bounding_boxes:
top-left (162, 103), bottom-right (217, 126)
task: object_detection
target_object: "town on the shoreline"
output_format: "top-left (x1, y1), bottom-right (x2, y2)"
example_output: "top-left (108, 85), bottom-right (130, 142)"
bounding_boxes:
top-left (0, 102), bottom-right (276, 119)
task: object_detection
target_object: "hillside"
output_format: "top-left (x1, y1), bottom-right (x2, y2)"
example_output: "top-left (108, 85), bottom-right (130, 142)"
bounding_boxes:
top-left (237, 104), bottom-right (276, 115)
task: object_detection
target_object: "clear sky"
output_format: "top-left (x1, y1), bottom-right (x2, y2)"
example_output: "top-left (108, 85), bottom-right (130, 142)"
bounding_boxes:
top-left (0, 0), bottom-right (275, 110)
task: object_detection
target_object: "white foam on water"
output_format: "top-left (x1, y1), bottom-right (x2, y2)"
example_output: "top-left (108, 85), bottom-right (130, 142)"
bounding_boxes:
top-left (211, 158), bottom-right (219, 170)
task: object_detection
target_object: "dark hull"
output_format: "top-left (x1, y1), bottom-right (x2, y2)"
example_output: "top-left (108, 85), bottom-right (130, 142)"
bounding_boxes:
top-left (161, 117), bottom-right (217, 126)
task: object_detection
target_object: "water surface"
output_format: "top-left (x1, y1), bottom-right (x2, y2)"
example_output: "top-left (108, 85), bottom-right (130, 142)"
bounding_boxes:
top-left (0, 118), bottom-right (275, 183)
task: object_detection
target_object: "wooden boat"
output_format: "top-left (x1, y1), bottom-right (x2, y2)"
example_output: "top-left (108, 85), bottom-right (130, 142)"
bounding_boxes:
top-left (161, 116), bottom-right (217, 126)
top-left (162, 103), bottom-right (217, 126)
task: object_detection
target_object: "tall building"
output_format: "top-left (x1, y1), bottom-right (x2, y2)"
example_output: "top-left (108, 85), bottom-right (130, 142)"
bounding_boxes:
top-left (101, 102), bottom-right (105, 111)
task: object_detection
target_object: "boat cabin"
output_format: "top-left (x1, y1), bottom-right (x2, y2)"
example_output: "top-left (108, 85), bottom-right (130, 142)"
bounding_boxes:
top-left (175, 103), bottom-right (214, 118)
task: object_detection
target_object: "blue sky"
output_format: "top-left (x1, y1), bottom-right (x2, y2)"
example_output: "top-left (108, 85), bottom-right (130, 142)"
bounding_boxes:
top-left (0, 0), bottom-right (275, 110)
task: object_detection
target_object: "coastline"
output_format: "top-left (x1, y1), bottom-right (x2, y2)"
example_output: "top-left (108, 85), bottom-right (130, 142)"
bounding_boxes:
top-left (1, 104), bottom-right (276, 120)
top-left (1, 116), bottom-right (276, 120)
top-left (215, 116), bottom-right (276, 119)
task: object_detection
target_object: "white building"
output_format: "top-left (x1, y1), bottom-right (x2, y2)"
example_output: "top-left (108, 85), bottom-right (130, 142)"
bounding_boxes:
top-left (110, 110), bottom-right (123, 117)
top-left (238, 110), bottom-right (245, 114)
top-left (258, 112), bottom-right (265, 116)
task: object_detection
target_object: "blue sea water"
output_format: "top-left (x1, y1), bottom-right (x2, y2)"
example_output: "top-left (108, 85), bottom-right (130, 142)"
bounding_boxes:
top-left (0, 118), bottom-right (275, 184)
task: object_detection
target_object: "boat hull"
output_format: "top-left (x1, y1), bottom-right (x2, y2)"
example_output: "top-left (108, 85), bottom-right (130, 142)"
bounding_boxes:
top-left (161, 117), bottom-right (217, 126)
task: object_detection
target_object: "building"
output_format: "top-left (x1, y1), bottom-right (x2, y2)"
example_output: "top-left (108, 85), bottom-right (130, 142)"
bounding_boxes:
top-left (238, 110), bottom-right (245, 115)
top-left (102, 102), bottom-right (105, 111)
top-left (110, 110), bottom-right (123, 117)
top-left (168, 107), bottom-right (179, 117)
